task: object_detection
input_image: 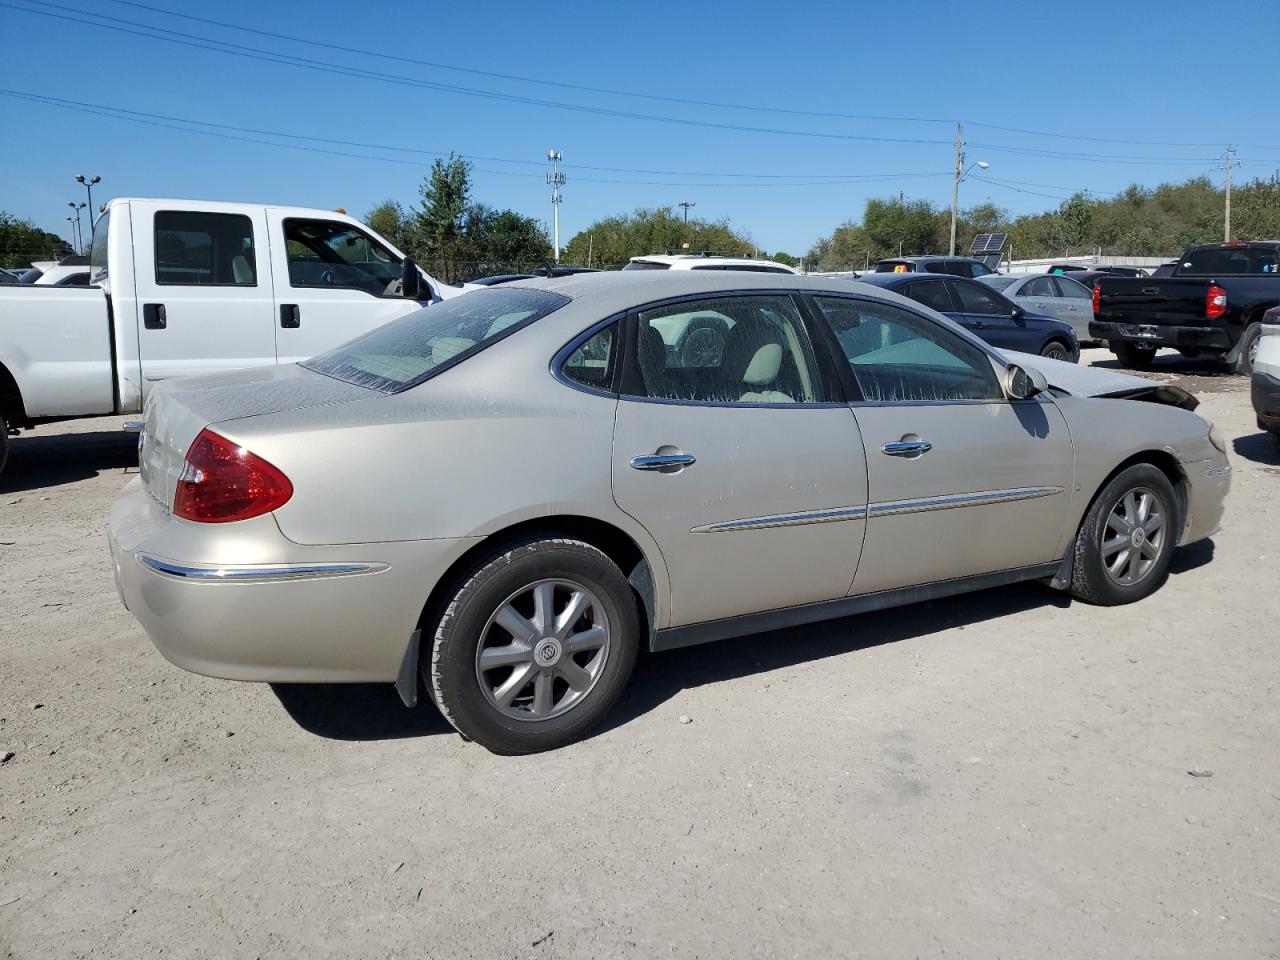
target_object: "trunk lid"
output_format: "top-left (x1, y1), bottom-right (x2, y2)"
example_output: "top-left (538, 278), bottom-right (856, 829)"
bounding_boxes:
top-left (139, 364), bottom-right (377, 510)
top-left (1095, 277), bottom-right (1212, 327)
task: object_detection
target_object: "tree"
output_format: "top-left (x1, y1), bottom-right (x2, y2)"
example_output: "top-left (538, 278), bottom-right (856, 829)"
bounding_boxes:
top-left (364, 200), bottom-right (415, 254)
top-left (1058, 193), bottom-right (1093, 254)
top-left (0, 212), bottom-right (73, 269)
top-left (414, 154), bottom-right (472, 277)
top-left (770, 251), bottom-right (798, 267)
top-left (562, 208), bottom-right (753, 268)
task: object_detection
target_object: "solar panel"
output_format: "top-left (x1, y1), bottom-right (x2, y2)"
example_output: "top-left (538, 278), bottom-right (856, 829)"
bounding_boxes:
top-left (971, 233), bottom-right (1007, 254)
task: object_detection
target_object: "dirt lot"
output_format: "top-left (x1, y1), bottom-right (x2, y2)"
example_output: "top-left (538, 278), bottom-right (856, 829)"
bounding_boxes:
top-left (2, 348), bottom-right (1278, 959)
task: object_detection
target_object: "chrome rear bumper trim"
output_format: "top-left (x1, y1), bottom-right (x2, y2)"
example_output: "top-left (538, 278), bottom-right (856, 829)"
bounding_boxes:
top-left (138, 555), bottom-right (385, 582)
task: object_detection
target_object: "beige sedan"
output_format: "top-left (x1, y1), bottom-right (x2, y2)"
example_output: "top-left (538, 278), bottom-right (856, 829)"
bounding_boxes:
top-left (109, 272), bottom-right (1231, 753)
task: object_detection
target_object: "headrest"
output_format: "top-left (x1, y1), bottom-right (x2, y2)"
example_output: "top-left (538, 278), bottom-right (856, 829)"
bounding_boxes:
top-left (639, 324), bottom-right (667, 370)
top-left (741, 343), bottom-right (783, 385)
top-left (230, 254), bottom-right (253, 285)
top-left (721, 317), bottom-right (785, 385)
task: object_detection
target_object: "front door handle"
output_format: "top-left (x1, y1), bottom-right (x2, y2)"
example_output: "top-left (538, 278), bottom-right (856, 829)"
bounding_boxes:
top-left (143, 303), bottom-right (166, 330)
top-left (881, 440), bottom-right (932, 458)
top-left (630, 453), bottom-right (696, 471)
top-left (280, 304), bottom-right (300, 328)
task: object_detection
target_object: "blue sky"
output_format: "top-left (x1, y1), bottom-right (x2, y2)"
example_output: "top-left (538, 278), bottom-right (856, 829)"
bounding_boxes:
top-left (2, 0), bottom-right (1278, 257)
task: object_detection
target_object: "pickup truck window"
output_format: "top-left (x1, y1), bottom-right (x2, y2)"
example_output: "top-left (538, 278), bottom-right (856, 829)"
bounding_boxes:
top-left (284, 218), bottom-right (404, 298)
top-left (1181, 247), bottom-right (1280, 275)
top-left (89, 211), bottom-right (109, 283)
top-left (154, 211), bottom-right (257, 286)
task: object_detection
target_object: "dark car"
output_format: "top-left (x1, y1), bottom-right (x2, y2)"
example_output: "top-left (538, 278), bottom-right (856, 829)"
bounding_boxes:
top-left (873, 256), bottom-right (996, 279)
top-left (855, 273), bottom-right (1079, 362)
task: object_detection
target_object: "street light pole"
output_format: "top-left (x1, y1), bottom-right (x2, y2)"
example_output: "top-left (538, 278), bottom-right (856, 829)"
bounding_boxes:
top-left (65, 217), bottom-right (77, 255)
top-left (68, 202), bottom-right (86, 254)
top-left (76, 175), bottom-right (101, 247)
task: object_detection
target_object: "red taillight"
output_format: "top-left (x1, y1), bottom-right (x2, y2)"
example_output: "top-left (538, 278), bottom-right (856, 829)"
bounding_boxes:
top-left (1091, 281), bottom-right (1101, 314)
top-left (173, 428), bottom-right (293, 523)
top-left (1205, 284), bottom-right (1228, 319)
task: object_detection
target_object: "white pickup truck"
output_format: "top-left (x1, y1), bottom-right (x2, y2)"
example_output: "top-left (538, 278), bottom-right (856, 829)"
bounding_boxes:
top-left (0, 197), bottom-right (459, 474)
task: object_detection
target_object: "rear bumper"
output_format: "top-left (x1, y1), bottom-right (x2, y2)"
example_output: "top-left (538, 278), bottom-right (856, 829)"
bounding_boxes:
top-left (1090, 321), bottom-right (1231, 351)
top-left (108, 477), bottom-right (479, 683)
top-left (1253, 371), bottom-right (1280, 432)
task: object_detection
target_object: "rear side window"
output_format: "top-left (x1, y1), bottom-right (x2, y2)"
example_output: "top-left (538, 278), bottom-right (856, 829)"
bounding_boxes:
top-left (1054, 277), bottom-right (1092, 299)
top-left (560, 323), bottom-right (617, 392)
top-left (303, 288), bottom-right (569, 393)
top-left (1021, 276), bottom-right (1055, 297)
top-left (154, 211), bottom-right (256, 286)
top-left (953, 281), bottom-right (1009, 315)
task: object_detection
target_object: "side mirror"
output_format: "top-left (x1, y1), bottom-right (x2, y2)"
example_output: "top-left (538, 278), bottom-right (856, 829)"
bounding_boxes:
top-left (1011, 304), bottom-right (1025, 319)
top-left (1005, 362), bottom-right (1048, 400)
top-left (400, 257), bottom-right (422, 300)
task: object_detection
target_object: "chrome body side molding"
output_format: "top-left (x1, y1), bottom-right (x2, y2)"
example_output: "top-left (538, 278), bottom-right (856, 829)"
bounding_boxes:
top-left (652, 561), bottom-right (1062, 652)
top-left (138, 555), bottom-right (386, 582)
top-left (691, 505), bottom-right (867, 534)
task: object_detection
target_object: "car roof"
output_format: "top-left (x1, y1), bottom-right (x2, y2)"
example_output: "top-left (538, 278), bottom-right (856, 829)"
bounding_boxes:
top-left (879, 255), bottom-right (983, 264)
top-left (854, 272), bottom-right (939, 288)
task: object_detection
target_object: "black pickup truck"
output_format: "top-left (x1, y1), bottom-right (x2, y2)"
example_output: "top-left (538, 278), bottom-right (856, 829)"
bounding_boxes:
top-left (1090, 241), bottom-right (1280, 372)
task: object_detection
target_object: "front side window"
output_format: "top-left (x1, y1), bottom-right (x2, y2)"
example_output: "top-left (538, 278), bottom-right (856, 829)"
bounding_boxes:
top-left (631, 295), bottom-right (823, 405)
top-left (284, 219), bottom-right (404, 297)
top-left (1021, 276), bottom-right (1056, 297)
top-left (560, 323), bottom-right (617, 392)
top-left (303, 288), bottom-right (569, 393)
top-left (154, 211), bottom-right (256, 286)
top-left (814, 296), bottom-right (1002, 403)
top-left (952, 280), bottom-right (1010, 316)
top-left (903, 280), bottom-right (955, 313)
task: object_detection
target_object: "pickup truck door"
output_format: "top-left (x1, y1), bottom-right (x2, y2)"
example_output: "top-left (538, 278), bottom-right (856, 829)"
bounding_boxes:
top-left (130, 203), bottom-right (277, 392)
top-left (265, 212), bottom-right (426, 364)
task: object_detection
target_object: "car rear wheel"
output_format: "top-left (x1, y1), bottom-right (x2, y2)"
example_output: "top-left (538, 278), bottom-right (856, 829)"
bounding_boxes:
top-left (1068, 464), bottom-right (1177, 606)
top-left (1040, 339), bottom-right (1076, 363)
top-left (427, 537), bottom-right (639, 754)
top-left (1112, 342), bottom-right (1156, 370)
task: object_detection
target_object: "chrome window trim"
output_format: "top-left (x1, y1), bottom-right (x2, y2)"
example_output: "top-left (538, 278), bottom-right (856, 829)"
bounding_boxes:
top-left (869, 486), bottom-right (1063, 518)
top-left (139, 555), bottom-right (386, 582)
top-left (618, 394), bottom-right (848, 411)
top-left (550, 312), bottom-right (625, 398)
top-left (691, 505), bottom-right (867, 533)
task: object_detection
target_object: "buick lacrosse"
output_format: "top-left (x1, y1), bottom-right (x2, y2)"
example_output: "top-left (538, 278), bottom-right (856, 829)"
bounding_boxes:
top-left (109, 272), bottom-right (1230, 753)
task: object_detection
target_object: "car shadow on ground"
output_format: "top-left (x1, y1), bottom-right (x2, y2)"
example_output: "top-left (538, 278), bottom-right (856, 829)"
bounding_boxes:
top-left (1232, 432), bottom-right (1280, 466)
top-left (1, 430), bottom-right (137, 494)
top-left (273, 542), bottom-right (1215, 746)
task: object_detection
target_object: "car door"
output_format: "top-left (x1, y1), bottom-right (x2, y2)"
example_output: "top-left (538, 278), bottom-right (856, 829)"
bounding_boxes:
top-left (949, 278), bottom-right (1033, 351)
top-left (1051, 276), bottom-right (1095, 340)
top-left (266, 212), bottom-right (427, 364)
top-left (808, 294), bottom-right (1075, 594)
top-left (130, 203), bottom-right (277, 392)
top-left (1017, 275), bottom-right (1066, 321)
top-left (610, 292), bottom-right (869, 628)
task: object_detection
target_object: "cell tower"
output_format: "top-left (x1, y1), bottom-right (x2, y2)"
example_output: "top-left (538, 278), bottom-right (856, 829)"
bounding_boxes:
top-left (546, 150), bottom-right (565, 263)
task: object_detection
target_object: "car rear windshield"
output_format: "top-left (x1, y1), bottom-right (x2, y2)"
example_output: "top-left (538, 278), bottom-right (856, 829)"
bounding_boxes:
top-left (1180, 247), bottom-right (1280, 274)
top-left (874, 261), bottom-right (913, 273)
top-left (302, 288), bottom-right (570, 393)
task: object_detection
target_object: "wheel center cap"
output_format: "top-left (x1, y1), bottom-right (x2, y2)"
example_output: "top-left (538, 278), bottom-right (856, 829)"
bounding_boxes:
top-left (1131, 528), bottom-right (1146, 548)
top-left (534, 638), bottom-right (563, 666)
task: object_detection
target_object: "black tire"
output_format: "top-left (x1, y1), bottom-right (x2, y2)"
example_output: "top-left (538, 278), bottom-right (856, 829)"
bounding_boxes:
top-left (0, 413), bottom-right (8, 477)
top-left (1272, 430), bottom-right (1280, 459)
top-left (1040, 339), bottom-right (1077, 363)
top-left (1233, 322), bottom-right (1261, 375)
top-left (1112, 341), bottom-right (1156, 370)
top-left (1068, 464), bottom-right (1178, 606)
top-left (427, 537), bottom-right (639, 754)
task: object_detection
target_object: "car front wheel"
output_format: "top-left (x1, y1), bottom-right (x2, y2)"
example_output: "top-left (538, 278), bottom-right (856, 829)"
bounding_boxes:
top-left (1068, 464), bottom-right (1178, 606)
top-left (427, 537), bottom-right (639, 754)
top-left (1040, 339), bottom-right (1076, 363)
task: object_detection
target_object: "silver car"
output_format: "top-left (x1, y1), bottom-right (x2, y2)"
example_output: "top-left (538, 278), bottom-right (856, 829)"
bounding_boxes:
top-left (979, 272), bottom-right (1096, 342)
top-left (109, 273), bottom-right (1231, 753)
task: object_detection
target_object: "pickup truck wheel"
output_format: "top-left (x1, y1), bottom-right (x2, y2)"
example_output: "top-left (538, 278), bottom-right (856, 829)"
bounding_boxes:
top-left (1040, 339), bottom-right (1076, 363)
top-left (427, 537), bottom-right (639, 754)
top-left (1069, 464), bottom-right (1177, 606)
top-left (1112, 342), bottom-right (1156, 370)
top-left (1233, 323), bottom-right (1261, 375)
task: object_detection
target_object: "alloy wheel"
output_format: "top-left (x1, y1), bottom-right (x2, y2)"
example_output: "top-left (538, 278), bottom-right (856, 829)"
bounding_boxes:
top-left (1100, 487), bottom-right (1167, 586)
top-left (475, 578), bottom-right (611, 721)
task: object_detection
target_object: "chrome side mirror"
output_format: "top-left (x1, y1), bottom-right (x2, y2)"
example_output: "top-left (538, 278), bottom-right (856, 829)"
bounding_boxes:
top-left (1005, 362), bottom-right (1049, 400)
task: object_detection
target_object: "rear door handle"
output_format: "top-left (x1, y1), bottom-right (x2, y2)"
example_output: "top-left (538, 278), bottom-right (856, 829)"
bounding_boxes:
top-left (881, 440), bottom-right (932, 458)
top-left (630, 453), bottom-right (696, 471)
top-left (142, 303), bottom-right (166, 330)
top-left (280, 304), bottom-right (300, 328)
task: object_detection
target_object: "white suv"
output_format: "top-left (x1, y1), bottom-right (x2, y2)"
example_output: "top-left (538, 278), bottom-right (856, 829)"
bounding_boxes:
top-left (623, 253), bottom-right (797, 274)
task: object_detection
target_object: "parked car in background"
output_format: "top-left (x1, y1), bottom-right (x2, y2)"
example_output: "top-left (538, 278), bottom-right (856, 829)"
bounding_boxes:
top-left (19, 256), bottom-right (90, 285)
top-left (855, 272), bottom-right (1079, 361)
top-left (979, 272), bottom-right (1095, 343)
top-left (0, 269), bottom-right (19, 284)
top-left (874, 256), bottom-right (995, 278)
top-left (109, 271), bottom-right (1228, 754)
top-left (624, 253), bottom-right (797, 274)
top-left (1251, 306), bottom-right (1280, 453)
top-left (468, 266), bottom-right (601, 288)
top-left (0, 197), bottom-right (459, 475)
top-left (1092, 241), bottom-right (1280, 372)
top-left (1048, 265), bottom-right (1150, 279)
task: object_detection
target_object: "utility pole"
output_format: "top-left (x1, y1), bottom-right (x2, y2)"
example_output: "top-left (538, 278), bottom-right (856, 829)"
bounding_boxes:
top-left (678, 200), bottom-right (695, 225)
top-left (1224, 146), bottom-right (1234, 242)
top-left (546, 150), bottom-right (565, 263)
top-left (949, 122), bottom-right (964, 256)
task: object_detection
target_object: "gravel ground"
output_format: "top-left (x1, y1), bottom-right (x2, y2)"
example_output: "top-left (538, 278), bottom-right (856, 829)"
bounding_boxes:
top-left (2, 348), bottom-right (1278, 959)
